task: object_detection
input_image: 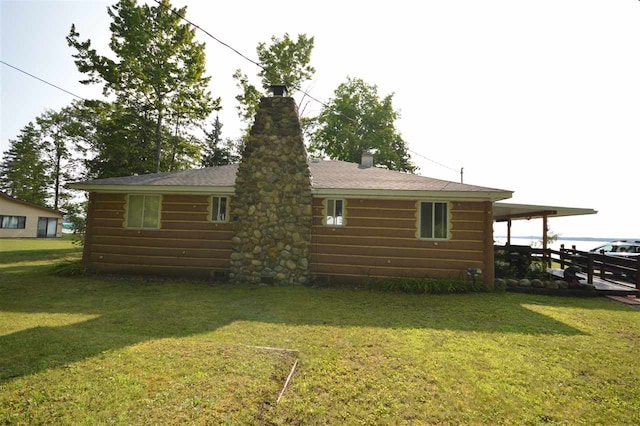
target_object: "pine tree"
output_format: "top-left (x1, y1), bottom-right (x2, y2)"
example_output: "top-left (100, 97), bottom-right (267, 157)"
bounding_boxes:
top-left (201, 114), bottom-right (240, 167)
top-left (0, 122), bottom-right (50, 206)
top-left (67, 0), bottom-right (218, 174)
top-left (37, 105), bottom-right (85, 209)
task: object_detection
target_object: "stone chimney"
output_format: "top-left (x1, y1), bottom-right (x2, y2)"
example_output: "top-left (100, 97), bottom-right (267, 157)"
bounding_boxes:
top-left (360, 150), bottom-right (374, 168)
top-left (229, 91), bottom-right (313, 285)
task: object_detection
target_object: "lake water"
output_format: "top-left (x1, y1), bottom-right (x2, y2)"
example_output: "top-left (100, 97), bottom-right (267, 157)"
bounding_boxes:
top-left (493, 236), bottom-right (635, 252)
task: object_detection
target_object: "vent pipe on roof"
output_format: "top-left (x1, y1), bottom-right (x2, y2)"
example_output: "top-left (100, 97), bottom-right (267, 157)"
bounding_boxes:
top-left (270, 84), bottom-right (288, 97)
top-left (360, 150), bottom-right (374, 168)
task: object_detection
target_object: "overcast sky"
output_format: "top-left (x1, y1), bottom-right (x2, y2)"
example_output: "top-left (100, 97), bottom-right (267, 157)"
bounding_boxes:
top-left (1, 0), bottom-right (639, 241)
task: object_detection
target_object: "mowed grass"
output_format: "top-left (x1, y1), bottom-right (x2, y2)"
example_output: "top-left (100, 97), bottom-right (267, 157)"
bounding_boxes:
top-left (0, 235), bottom-right (82, 264)
top-left (1, 240), bottom-right (639, 424)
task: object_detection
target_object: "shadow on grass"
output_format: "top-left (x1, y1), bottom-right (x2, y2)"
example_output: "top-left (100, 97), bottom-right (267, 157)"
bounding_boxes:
top-left (0, 248), bottom-right (82, 264)
top-left (0, 264), bottom-right (616, 381)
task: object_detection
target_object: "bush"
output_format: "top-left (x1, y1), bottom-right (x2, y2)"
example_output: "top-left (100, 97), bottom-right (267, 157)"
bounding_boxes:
top-left (363, 277), bottom-right (485, 294)
top-left (50, 259), bottom-right (89, 277)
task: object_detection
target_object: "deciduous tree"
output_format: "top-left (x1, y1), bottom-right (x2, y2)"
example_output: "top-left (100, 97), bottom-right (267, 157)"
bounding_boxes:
top-left (309, 77), bottom-right (416, 173)
top-left (233, 33), bottom-right (315, 128)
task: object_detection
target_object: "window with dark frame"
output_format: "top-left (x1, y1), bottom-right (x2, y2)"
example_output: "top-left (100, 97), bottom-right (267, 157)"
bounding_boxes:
top-left (0, 215), bottom-right (26, 229)
top-left (37, 217), bottom-right (58, 238)
top-left (211, 196), bottom-right (228, 222)
top-left (419, 202), bottom-right (448, 239)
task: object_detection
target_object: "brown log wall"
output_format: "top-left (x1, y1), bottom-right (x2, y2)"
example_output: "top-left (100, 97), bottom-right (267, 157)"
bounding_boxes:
top-left (84, 193), bottom-right (232, 277)
top-left (310, 198), bottom-right (490, 283)
top-left (84, 193), bottom-right (492, 283)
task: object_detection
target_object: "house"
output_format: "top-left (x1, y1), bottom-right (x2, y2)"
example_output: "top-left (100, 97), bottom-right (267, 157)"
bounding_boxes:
top-left (69, 161), bottom-right (513, 286)
top-left (0, 192), bottom-right (63, 238)
top-left (70, 94), bottom-right (513, 286)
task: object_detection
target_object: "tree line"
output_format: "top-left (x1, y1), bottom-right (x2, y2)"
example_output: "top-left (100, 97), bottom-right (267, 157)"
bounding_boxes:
top-left (0, 0), bottom-right (415, 216)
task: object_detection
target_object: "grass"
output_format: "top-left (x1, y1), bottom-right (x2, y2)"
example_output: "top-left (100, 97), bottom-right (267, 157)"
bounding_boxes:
top-left (1, 239), bottom-right (640, 424)
top-left (0, 235), bottom-right (82, 264)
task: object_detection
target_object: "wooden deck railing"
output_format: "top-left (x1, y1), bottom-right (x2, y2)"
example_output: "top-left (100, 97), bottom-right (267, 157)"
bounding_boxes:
top-left (495, 244), bottom-right (640, 289)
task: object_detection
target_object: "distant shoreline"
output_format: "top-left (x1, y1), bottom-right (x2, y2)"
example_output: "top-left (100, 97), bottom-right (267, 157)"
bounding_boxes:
top-left (495, 236), bottom-right (640, 242)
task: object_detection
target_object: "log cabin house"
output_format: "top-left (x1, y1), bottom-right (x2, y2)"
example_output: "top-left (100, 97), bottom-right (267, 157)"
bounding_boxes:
top-left (70, 94), bottom-right (513, 286)
top-left (70, 159), bottom-right (512, 286)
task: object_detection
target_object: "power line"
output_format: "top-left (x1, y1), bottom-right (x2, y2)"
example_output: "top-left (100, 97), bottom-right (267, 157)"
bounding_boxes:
top-left (408, 149), bottom-right (459, 173)
top-left (150, 0), bottom-right (265, 72)
top-left (2, 5), bottom-right (460, 180)
top-left (150, 0), bottom-right (343, 122)
top-left (0, 60), bottom-right (87, 101)
top-left (151, 2), bottom-right (464, 179)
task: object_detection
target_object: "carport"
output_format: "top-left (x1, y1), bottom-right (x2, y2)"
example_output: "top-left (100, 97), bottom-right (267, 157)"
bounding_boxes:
top-left (493, 202), bottom-right (598, 250)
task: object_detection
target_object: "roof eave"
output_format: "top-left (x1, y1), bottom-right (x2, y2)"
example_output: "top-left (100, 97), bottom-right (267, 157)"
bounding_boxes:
top-left (68, 183), bottom-right (236, 194)
top-left (0, 192), bottom-right (65, 215)
top-left (493, 202), bottom-right (598, 221)
top-left (68, 183), bottom-right (513, 202)
top-left (312, 188), bottom-right (513, 202)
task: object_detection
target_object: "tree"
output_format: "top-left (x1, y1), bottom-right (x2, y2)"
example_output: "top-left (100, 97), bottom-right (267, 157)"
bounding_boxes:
top-left (309, 77), bottom-right (416, 173)
top-left (201, 114), bottom-right (240, 167)
top-left (78, 100), bottom-right (156, 179)
top-left (67, 0), bottom-right (218, 173)
top-left (233, 33), bottom-right (315, 127)
top-left (37, 105), bottom-right (86, 209)
top-left (0, 122), bottom-right (49, 206)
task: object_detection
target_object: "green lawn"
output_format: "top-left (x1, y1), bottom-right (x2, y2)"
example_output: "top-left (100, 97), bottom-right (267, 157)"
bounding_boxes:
top-left (1, 240), bottom-right (639, 424)
top-left (0, 235), bottom-right (82, 264)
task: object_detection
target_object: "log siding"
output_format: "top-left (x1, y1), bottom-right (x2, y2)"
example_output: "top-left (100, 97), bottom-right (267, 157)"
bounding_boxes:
top-left (310, 198), bottom-right (489, 282)
top-left (84, 192), bottom-right (493, 283)
top-left (85, 193), bottom-right (233, 277)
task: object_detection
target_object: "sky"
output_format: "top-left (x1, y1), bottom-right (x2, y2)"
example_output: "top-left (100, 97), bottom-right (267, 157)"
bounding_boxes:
top-left (1, 0), bottom-right (639, 241)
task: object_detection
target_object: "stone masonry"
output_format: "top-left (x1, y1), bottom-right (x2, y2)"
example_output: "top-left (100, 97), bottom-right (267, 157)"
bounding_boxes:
top-left (229, 95), bottom-right (313, 285)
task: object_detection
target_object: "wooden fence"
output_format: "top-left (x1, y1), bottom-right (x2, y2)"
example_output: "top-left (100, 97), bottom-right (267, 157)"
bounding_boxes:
top-left (495, 244), bottom-right (640, 289)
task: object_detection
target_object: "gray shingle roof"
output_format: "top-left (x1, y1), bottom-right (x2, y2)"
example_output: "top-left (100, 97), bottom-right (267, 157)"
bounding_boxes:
top-left (70, 160), bottom-right (510, 195)
top-left (75, 165), bottom-right (239, 187)
top-left (309, 160), bottom-right (502, 192)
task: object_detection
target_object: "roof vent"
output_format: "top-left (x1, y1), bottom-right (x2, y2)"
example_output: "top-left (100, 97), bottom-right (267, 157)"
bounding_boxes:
top-left (360, 150), bottom-right (374, 168)
top-left (270, 84), bottom-right (288, 97)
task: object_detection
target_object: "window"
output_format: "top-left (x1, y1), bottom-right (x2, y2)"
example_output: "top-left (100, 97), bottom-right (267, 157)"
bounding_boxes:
top-left (37, 217), bottom-right (58, 238)
top-left (211, 196), bottom-right (228, 222)
top-left (126, 195), bottom-right (160, 229)
top-left (326, 199), bottom-right (344, 226)
top-left (419, 202), bottom-right (449, 239)
top-left (0, 215), bottom-right (26, 229)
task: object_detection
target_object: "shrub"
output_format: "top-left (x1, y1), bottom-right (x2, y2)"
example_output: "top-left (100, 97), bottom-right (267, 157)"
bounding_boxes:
top-left (50, 259), bottom-right (89, 277)
top-left (363, 277), bottom-right (484, 294)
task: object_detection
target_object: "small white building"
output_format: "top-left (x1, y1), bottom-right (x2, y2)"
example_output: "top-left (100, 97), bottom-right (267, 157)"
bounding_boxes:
top-left (0, 192), bottom-right (63, 238)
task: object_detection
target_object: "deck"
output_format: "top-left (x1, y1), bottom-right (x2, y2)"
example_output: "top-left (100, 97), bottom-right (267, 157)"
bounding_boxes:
top-left (547, 268), bottom-right (639, 296)
top-left (496, 243), bottom-right (639, 297)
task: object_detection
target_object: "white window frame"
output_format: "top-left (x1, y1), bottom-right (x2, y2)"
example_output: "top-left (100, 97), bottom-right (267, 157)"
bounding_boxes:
top-left (126, 194), bottom-right (161, 229)
top-left (418, 201), bottom-right (449, 240)
top-left (211, 196), bottom-right (229, 223)
top-left (325, 198), bottom-right (345, 227)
